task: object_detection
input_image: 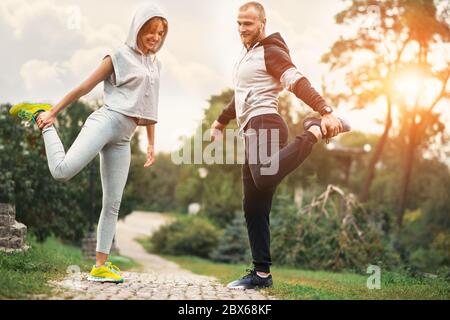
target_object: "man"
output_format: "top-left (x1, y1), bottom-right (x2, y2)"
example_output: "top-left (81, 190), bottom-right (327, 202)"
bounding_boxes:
top-left (210, 2), bottom-right (350, 289)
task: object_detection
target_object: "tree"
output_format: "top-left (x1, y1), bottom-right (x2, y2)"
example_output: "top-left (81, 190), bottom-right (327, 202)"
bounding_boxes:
top-left (321, 1), bottom-right (449, 230)
top-left (0, 102), bottom-right (99, 242)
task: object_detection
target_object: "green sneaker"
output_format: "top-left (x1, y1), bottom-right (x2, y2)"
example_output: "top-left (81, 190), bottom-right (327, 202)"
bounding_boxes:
top-left (9, 103), bottom-right (52, 123)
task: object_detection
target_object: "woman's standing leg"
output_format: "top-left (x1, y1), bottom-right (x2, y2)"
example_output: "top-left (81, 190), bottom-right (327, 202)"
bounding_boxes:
top-left (95, 112), bottom-right (136, 266)
top-left (95, 139), bottom-right (131, 263)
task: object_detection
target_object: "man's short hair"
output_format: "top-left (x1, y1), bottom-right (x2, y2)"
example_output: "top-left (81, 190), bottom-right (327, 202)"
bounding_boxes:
top-left (239, 1), bottom-right (266, 21)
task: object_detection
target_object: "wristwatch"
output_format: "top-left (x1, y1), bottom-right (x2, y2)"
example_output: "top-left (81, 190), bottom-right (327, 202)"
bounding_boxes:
top-left (320, 105), bottom-right (333, 116)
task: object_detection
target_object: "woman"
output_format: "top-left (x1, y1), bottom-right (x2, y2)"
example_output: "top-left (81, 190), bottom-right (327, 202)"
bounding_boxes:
top-left (9, 3), bottom-right (168, 283)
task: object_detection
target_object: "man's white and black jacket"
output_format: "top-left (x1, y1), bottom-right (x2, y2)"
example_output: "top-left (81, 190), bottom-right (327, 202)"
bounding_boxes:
top-left (217, 32), bottom-right (330, 132)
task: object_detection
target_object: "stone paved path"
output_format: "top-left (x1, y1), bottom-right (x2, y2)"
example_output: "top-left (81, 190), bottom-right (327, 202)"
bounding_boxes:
top-left (49, 211), bottom-right (274, 300)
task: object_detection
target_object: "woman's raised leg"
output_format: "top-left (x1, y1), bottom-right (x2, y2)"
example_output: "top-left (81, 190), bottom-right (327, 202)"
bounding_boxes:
top-left (41, 109), bottom-right (113, 182)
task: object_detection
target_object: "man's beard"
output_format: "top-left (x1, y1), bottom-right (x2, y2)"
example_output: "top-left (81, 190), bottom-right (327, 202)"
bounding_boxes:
top-left (243, 28), bottom-right (262, 47)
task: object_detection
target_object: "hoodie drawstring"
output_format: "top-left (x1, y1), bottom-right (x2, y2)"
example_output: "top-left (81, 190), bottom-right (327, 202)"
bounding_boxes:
top-left (140, 54), bottom-right (155, 97)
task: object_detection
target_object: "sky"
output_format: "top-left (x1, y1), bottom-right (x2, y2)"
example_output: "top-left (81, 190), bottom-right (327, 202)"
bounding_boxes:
top-left (0, 0), bottom-right (448, 155)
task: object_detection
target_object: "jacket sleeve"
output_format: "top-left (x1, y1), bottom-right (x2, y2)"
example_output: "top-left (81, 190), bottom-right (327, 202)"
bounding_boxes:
top-left (217, 96), bottom-right (236, 125)
top-left (291, 77), bottom-right (329, 115)
top-left (265, 45), bottom-right (329, 115)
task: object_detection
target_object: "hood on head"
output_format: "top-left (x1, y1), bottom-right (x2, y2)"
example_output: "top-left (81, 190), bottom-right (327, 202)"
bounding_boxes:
top-left (258, 32), bottom-right (289, 53)
top-left (125, 3), bottom-right (168, 54)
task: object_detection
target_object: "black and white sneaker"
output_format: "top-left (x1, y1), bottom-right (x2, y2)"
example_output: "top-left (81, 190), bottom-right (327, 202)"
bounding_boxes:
top-left (226, 269), bottom-right (273, 290)
top-left (303, 116), bottom-right (351, 144)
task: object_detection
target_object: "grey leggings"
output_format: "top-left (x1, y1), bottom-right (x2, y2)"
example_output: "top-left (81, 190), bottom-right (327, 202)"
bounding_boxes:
top-left (41, 106), bottom-right (137, 254)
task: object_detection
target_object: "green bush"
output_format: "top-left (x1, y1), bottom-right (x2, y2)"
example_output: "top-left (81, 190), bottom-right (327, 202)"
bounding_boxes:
top-left (173, 164), bottom-right (242, 228)
top-left (209, 211), bottom-right (252, 264)
top-left (0, 103), bottom-right (97, 242)
top-left (124, 151), bottom-right (181, 213)
top-left (270, 191), bottom-right (401, 272)
top-left (397, 209), bottom-right (450, 273)
top-left (200, 170), bottom-right (242, 228)
top-left (150, 216), bottom-right (221, 258)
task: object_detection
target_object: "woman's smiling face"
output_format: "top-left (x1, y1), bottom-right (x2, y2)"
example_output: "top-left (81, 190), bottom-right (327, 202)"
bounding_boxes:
top-left (137, 17), bottom-right (167, 55)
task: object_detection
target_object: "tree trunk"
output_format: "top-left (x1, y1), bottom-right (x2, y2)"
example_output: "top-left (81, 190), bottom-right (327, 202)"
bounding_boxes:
top-left (359, 99), bottom-right (392, 202)
top-left (397, 112), bottom-right (418, 229)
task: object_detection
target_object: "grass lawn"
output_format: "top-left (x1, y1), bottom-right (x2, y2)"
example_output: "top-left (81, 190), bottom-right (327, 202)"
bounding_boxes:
top-left (162, 255), bottom-right (450, 300)
top-left (139, 212), bottom-right (449, 300)
top-left (0, 236), bottom-right (139, 299)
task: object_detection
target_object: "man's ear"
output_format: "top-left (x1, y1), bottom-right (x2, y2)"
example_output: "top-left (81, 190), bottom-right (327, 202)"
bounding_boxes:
top-left (261, 18), bottom-right (266, 30)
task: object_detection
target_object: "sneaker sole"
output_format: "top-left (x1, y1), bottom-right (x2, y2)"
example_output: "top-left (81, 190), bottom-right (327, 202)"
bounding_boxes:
top-left (227, 284), bottom-right (272, 290)
top-left (227, 285), bottom-right (247, 290)
top-left (87, 275), bottom-right (124, 284)
top-left (17, 109), bottom-right (47, 123)
top-left (303, 117), bottom-right (351, 144)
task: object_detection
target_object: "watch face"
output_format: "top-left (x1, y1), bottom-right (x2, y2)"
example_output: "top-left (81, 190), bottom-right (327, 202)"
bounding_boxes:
top-left (325, 106), bottom-right (332, 113)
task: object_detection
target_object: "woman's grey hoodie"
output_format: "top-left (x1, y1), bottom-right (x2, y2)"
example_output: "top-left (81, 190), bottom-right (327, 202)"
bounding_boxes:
top-left (103, 3), bottom-right (168, 125)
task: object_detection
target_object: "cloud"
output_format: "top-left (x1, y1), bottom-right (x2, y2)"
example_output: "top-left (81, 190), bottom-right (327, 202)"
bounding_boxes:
top-left (0, 0), bottom-right (127, 103)
top-left (0, 0), bottom-right (58, 39)
top-left (18, 45), bottom-right (112, 101)
top-left (161, 50), bottom-right (224, 97)
top-left (19, 59), bottom-right (65, 101)
top-left (0, 0), bottom-right (85, 59)
top-left (64, 46), bottom-right (110, 78)
top-left (85, 23), bottom-right (126, 48)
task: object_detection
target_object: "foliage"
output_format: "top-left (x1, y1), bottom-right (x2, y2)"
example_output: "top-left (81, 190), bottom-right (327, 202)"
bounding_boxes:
top-left (0, 100), bottom-right (139, 242)
top-left (0, 236), bottom-right (91, 299)
top-left (0, 102), bottom-right (101, 242)
top-left (149, 216), bottom-right (221, 258)
top-left (209, 211), bottom-right (252, 264)
top-left (271, 186), bottom-right (401, 271)
top-left (123, 150), bottom-right (181, 214)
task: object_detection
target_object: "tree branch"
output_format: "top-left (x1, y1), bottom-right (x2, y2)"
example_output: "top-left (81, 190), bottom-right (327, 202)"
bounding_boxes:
top-left (428, 69), bottom-right (450, 112)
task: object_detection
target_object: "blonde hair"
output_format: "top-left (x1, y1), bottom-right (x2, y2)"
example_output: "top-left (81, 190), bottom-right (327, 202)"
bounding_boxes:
top-left (239, 1), bottom-right (266, 21)
top-left (137, 16), bottom-right (168, 52)
top-left (139, 16), bottom-right (168, 37)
